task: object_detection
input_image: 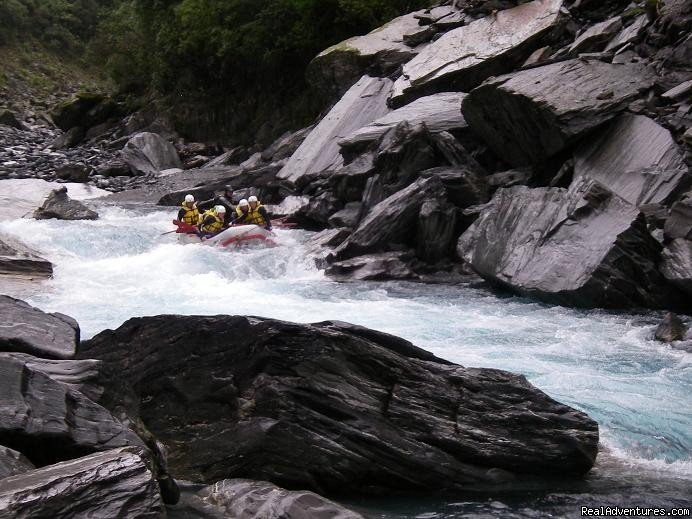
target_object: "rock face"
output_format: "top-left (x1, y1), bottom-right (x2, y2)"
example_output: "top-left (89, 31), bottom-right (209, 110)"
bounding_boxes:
top-left (389, 0), bottom-right (564, 106)
top-left (121, 132), bottom-right (183, 176)
top-left (0, 237), bottom-right (53, 277)
top-left (660, 239), bottom-right (692, 296)
top-left (277, 76), bottom-right (392, 187)
top-left (569, 16), bottom-right (623, 55)
top-left (573, 114), bottom-right (689, 207)
top-left (189, 479), bottom-right (365, 519)
top-left (0, 296), bottom-right (78, 360)
top-left (664, 193), bottom-right (692, 240)
top-left (0, 355), bottom-right (147, 466)
top-left (654, 313), bottom-right (688, 343)
top-left (0, 448), bottom-right (164, 518)
top-left (338, 92), bottom-right (467, 152)
top-left (309, 11), bottom-right (427, 96)
top-left (458, 180), bottom-right (674, 309)
top-left (0, 447), bottom-right (34, 479)
top-left (33, 187), bottom-right (99, 221)
top-left (334, 176), bottom-right (447, 260)
top-left (462, 60), bottom-right (655, 166)
top-left (79, 316), bottom-right (599, 494)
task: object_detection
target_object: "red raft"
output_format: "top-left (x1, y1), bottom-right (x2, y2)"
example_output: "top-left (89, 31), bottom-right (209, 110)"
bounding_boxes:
top-left (173, 220), bottom-right (277, 248)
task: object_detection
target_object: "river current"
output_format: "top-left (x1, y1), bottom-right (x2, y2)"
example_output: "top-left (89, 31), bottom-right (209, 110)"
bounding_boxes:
top-left (1, 203), bottom-right (690, 517)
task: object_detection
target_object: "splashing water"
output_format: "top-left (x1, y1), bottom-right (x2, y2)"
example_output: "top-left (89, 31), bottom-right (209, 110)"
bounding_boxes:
top-left (1, 204), bottom-right (690, 515)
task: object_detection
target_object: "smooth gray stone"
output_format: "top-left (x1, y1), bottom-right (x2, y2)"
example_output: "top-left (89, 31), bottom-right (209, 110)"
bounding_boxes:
top-left (389, 0), bottom-right (564, 106)
top-left (277, 76), bottom-right (393, 187)
top-left (0, 295), bottom-right (77, 359)
top-left (0, 448), bottom-right (163, 518)
top-left (462, 60), bottom-right (655, 166)
top-left (0, 447), bottom-right (34, 479)
top-left (660, 239), bottom-right (692, 296)
top-left (339, 92), bottom-right (467, 151)
top-left (33, 187), bottom-right (99, 221)
top-left (326, 251), bottom-right (417, 281)
top-left (458, 179), bottom-right (674, 309)
top-left (79, 315), bottom-right (598, 493)
top-left (664, 192), bottom-right (692, 241)
top-left (573, 114), bottom-right (689, 207)
top-left (121, 132), bottom-right (182, 176)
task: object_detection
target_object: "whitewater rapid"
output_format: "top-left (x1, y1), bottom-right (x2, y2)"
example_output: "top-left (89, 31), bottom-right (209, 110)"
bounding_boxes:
top-left (1, 204), bottom-right (690, 500)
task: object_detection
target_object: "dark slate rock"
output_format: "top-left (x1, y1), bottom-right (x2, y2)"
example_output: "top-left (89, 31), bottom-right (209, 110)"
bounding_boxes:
top-left (294, 191), bottom-right (342, 229)
top-left (654, 312), bottom-right (688, 343)
top-left (326, 251), bottom-right (417, 281)
top-left (95, 159), bottom-right (133, 178)
top-left (664, 192), bottom-right (692, 241)
top-left (420, 166), bottom-right (489, 208)
top-left (457, 179), bottom-right (675, 309)
top-left (0, 448), bottom-right (164, 518)
top-left (0, 355), bottom-right (147, 466)
top-left (50, 127), bottom-right (85, 149)
top-left (50, 93), bottom-right (111, 131)
top-left (0, 110), bottom-right (21, 129)
top-left (0, 296), bottom-right (78, 360)
top-left (334, 176), bottom-right (446, 260)
top-left (192, 479), bottom-right (364, 519)
top-left (204, 146), bottom-right (250, 168)
top-left (569, 16), bottom-right (623, 55)
top-left (79, 315), bottom-right (599, 494)
top-left (0, 447), bottom-right (34, 479)
top-left (261, 126), bottom-right (313, 163)
top-left (462, 60), bottom-right (655, 166)
top-left (605, 15), bottom-right (649, 52)
top-left (328, 202), bottom-right (362, 229)
top-left (55, 163), bottom-right (90, 183)
top-left (487, 168), bottom-right (533, 189)
top-left (573, 114), bottom-right (689, 207)
top-left (389, 0), bottom-right (564, 107)
top-left (33, 187), bottom-right (99, 221)
top-left (121, 132), bottom-right (183, 176)
top-left (416, 199), bottom-right (458, 263)
top-left (0, 237), bottom-right (52, 278)
top-left (660, 239), bottom-right (692, 296)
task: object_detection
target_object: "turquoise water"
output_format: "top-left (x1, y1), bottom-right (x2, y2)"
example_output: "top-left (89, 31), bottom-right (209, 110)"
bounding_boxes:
top-left (1, 204), bottom-right (690, 515)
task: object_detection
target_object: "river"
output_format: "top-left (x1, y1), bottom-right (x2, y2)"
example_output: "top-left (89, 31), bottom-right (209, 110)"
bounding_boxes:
top-left (1, 202), bottom-right (690, 517)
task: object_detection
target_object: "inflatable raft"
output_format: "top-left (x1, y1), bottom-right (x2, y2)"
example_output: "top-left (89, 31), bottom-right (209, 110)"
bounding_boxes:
top-left (173, 220), bottom-right (277, 248)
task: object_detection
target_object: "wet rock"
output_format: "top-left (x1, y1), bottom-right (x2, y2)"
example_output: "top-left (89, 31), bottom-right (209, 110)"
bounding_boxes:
top-left (0, 355), bottom-right (147, 465)
top-left (328, 202), bottom-right (362, 229)
top-left (654, 312), bottom-right (688, 343)
top-left (573, 114), bottom-right (689, 207)
top-left (309, 11), bottom-right (427, 96)
top-left (79, 315), bottom-right (598, 493)
top-left (660, 239), bottom-right (692, 296)
top-left (389, 0), bottom-right (564, 107)
top-left (0, 237), bottom-right (53, 278)
top-left (462, 60), bottom-right (655, 166)
top-left (294, 191), bottom-right (342, 229)
top-left (416, 199), bottom-right (458, 262)
top-left (33, 187), bottom-right (98, 221)
top-left (188, 479), bottom-right (365, 519)
top-left (458, 179), bottom-right (675, 309)
top-left (121, 132), bottom-right (183, 176)
top-left (0, 295), bottom-right (78, 359)
top-left (334, 176), bottom-right (446, 260)
top-left (569, 16), bottom-right (623, 55)
top-left (0, 110), bottom-right (22, 129)
top-left (664, 193), bottom-right (692, 240)
top-left (0, 447), bottom-right (34, 479)
top-left (327, 251), bottom-right (417, 281)
top-left (339, 93), bottom-right (467, 153)
top-left (0, 448), bottom-right (164, 518)
top-left (278, 76), bottom-right (392, 188)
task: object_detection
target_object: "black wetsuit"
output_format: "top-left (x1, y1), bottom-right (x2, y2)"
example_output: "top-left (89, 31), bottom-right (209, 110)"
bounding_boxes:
top-left (198, 195), bottom-right (235, 226)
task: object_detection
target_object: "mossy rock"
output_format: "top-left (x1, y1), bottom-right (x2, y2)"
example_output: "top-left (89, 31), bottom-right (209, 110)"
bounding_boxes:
top-left (51, 92), bottom-right (122, 131)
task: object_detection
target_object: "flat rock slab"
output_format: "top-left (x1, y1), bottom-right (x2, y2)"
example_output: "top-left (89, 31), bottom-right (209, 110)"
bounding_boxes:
top-left (80, 315), bottom-right (599, 494)
top-left (278, 76), bottom-right (393, 187)
top-left (389, 0), bottom-right (564, 106)
top-left (0, 448), bottom-right (163, 518)
top-left (339, 92), bottom-right (467, 151)
top-left (462, 60), bottom-right (655, 166)
top-left (458, 179), bottom-right (673, 309)
top-left (573, 114), bottom-right (689, 206)
top-left (0, 236), bottom-right (52, 278)
top-left (0, 295), bottom-right (78, 359)
top-left (0, 447), bottom-right (34, 479)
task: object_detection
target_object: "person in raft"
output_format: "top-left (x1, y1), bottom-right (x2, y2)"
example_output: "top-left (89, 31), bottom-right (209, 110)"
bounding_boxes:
top-left (178, 194), bottom-right (200, 225)
top-left (234, 196), bottom-right (272, 231)
top-left (198, 205), bottom-right (227, 236)
top-left (197, 185), bottom-right (235, 226)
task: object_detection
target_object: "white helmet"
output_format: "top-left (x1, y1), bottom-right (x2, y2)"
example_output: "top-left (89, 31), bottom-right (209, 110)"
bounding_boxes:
top-left (184, 194), bottom-right (194, 203)
top-left (239, 199), bottom-right (249, 207)
top-left (248, 195), bottom-right (258, 204)
top-left (215, 205), bottom-right (226, 214)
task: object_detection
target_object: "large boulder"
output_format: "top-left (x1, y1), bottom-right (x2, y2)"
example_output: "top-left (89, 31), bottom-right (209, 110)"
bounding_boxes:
top-left (389, 0), bottom-right (564, 107)
top-left (462, 60), bottom-right (655, 166)
top-left (33, 187), bottom-right (99, 221)
top-left (660, 239), bottom-right (692, 296)
top-left (0, 237), bottom-right (52, 278)
top-left (0, 296), bottom-right (78, 360)
top-left (121, 132), bottom-right (183, 176)
top-left (50, 93), bottom-right (121, 132)
top-left (338, 92), bottom-right (467, 152)
top-left (185, 479), bottom-right (365, 519)
top-left (0, 448), bottom-right (164, 518)
top-left (333, 176), bottom-right (447, 260)
top-left (573, 114), bottom-right (689, 207)
top-left (277, 76), bottom-right (392, 188)
top-left (416, 199), bottom-right (458, 263)
top-left (325, 251), bottom-right (417, 281)
top-left (79, 315), bottom-right (599, 494)
top-left (0, 447), bottom-right (34, 479)
top-left (457, 179), bottom-right (675, 309)
top-left (654, 312), bottom-right (688, 343)
top-left (308, 11), bottom-right (428, 96)
top-left (664, 192), bottom-right (692, 240)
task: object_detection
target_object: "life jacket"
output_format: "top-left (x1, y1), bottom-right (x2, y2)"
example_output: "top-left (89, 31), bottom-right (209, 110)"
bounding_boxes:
top-left (200, 209), bottom-right (224, 234)
top-left (236, 203), bottom-right (266, 225)
top-left (180, 202), bottom-right (200, 225)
